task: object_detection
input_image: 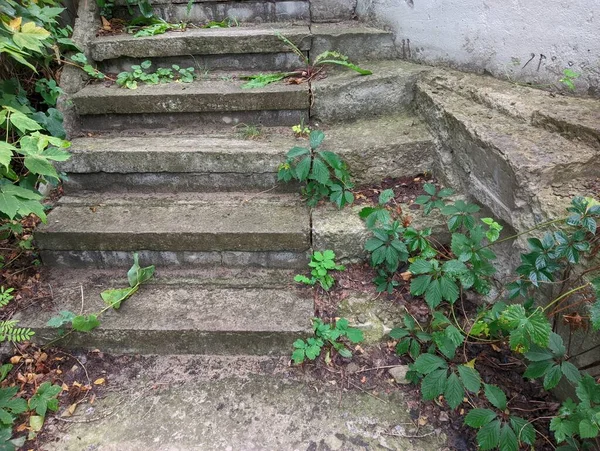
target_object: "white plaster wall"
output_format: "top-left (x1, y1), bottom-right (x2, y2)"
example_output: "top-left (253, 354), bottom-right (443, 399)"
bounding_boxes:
top-left (357, 0), bottom-right (600, 95)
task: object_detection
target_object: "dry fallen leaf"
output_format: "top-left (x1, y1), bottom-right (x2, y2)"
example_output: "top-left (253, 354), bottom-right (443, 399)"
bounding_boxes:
top-left (418, 416), bottom-right (428, 426)
top-left (10, 356), bottom-right (22, 364)
top-left (93, 378), bottom-right (106, 385)
top-left (61, 383), bottom-right (69, 392)
top-left (400, 271), bottom-right (412, 281)
top-left (101, 16), bottom-right (111, 31)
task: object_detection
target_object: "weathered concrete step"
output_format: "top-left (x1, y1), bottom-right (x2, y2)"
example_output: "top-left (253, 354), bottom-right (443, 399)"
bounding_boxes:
top-left (72, 78), bottom-right (309, 132)
top-left (311, 60), bottom-right (432, 122)
top-left (416, 79), bottom-right (600, 230)
top-left (42, 361), bottom-right (446, 450)
top-left (422, 69), bottom-right (600, 149)
top-left (60, 114), bottom-right (435, 192)
top-left (36, 192), bottom-right (311, 267)
top-left (18, 268), bottom-right (313, 355)
top-left (93, 23), bottom-right (395, 73)
top-left (112, 0), bottom-right (310, 24)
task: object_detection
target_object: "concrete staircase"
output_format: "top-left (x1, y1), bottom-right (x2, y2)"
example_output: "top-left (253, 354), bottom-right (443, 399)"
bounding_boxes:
top-left (23, 0), bottom-right (600, 360)
top-left (21, 1), bottom-right (439, 356)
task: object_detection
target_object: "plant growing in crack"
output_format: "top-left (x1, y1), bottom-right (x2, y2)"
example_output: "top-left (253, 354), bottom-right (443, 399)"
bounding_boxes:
top-left (292, 318), bottom-right (364, 365)
top-left (241, 32), bottom-right (372, 88)
top-left (295, 250), bottom-right (345, 291)
top-left (278, 130), bottom-right (354, 208)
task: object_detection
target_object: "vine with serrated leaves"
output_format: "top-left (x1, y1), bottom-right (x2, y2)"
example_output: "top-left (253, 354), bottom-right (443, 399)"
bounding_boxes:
top-left (360, 184), bottom-right (600, 450)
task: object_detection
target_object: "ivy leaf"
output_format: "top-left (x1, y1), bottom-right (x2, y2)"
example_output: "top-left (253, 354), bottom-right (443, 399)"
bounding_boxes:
top-left (484, 384), bottom-right (507, 410)
top-left (127, 253), bottom-right (155, 287)
top-left (464, 408), bottom-right (496, 428)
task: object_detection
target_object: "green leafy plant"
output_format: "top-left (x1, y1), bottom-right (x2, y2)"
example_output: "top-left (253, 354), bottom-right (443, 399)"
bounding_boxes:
top-left (294, 250), bottom-right (345, 291)
top-left (131, 19), bottom-right (185, 37)
top-left (116, 60), bottom-right (195, 89)
top-left (0, 287), bottom-right (14, 307)
top-left (559, 68), bottom-right (581, 91)
top-left (464, 384), bottom-right (536, 450)
top-left (292, 119), bottom-right (310, 137)
top-left (47, 254), bottom-right (155, 335)
top-left (234, 123), bottom-right (262, 140)
top-left (241, 32), bottom-right (371, 88)
top-left (358, 181), bottom-right (600, 449)
top-left (34, 79), bottom-right (62, 107)
top-left (69, 53), bottom-right (106, 80)
top-left (292, 318), bottom-right (364, 364)
top-left (0, 320), bottom-right (34, 343)
top-left (0, 364), bottom-right (27, 448)
top-left (277, 130), bottom-right (354, 208)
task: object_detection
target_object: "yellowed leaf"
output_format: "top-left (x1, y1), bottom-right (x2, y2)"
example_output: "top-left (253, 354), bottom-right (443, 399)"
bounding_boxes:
top-left (400, 271), bottom-right (412, 281)
top-left (418, 416), bottom-right (428, 426)
top-left (8, 17), bottom-right (22, 31)
top-left (464, 358), bottom-right (477, 369)
top-left (93, 378), bottom-right (105, 385)
top-left (10, 355), bottom-right (22, 364)
top-left (61, 383), bottom-right (69, 392)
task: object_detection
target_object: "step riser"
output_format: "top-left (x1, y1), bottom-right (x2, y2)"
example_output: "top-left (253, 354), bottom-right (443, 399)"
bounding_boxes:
top-left (78, 110), bottom-right (308, 133)
top-left (99, 52), bottom-right (306, 73)
top-left (40, 250), bottom-right (310, 269)
top-left (63, 173), bottom-right (296, 194)
top-left (31, 328), bottom-right (306, 355)
top-left (112, 1), bottom-right (309, 24)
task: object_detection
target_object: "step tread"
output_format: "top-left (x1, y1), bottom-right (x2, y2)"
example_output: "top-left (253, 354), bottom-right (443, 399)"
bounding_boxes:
top-left (17, 268), bottom-right (313, 354)
top-left (62, 114), bottom-right (433, 174)
top-left (36, 192), bottom-right (310, 252)
top-left (72, 78), bottom-right (310, 115)
top-left (91, 25), bottom-right (312, 61)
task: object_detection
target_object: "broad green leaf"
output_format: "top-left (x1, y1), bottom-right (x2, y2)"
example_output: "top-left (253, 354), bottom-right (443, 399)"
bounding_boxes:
top-left (410, 274), bottom-right (432, 296)
top-left (499, 423), bottom-right (518, 451)
top-left (444, 372), bottom-right (464, 409)
top-left (484, 384), bottom-right (507, 411)
top-left (477, 419), bottom-right (501, 450)
top-left (439, 275), bottom-right (460, 304)
top-left (71, 314), bottom-right (100, 332)
top-left (579, 419), bottom-right (599, 439)
top-left (378, 189), bottom-right (395, 205)
top-left (318, 150), bottom-right (342, 169)
top-left (0, 386), bottom-right (27, 425)
top-left (0, 184), bottom-right (45, 221)
top-left (457, 364), bottom-right (481, 393)
top-left (420, 368), bottom-right (447, 400)
top-left (286, 146), bottom-right (309, 159)
top-left (100, 286), bottom-right (138, 310)
top-left (28, 382), bottom-right (61, 417)
top-left (309, 130), bottom-right (325, 149)
top-left (291, 348), bottom-right (305, 364)
top-left (345, 327), bottom-right (363, 344)
top-left (412, 353), bottom-right (447, 373)
top-left (29, 415), bottom-right (43, 432)
top-left (6, 109), bottom-right (42, 133)
top-left (11, 21), bottom-right (50, 52)
top-left (294, 156), bottom-right (311, 181)
top-left (0, 142), bottom-right (15, 168)
top-left (509, 416), bottom-right (536, 445)
top-left (409, 259), bottom-right (433, 275)
top-left (424, 278), bottom-right (443, 309)
top-left (523, 360), bottom-right (553, 380)
top-left (310, 157), bottom-right (330, 185)
top-left (560, 361), bottom-right (581, 384)
top-left (464, 408), bottom-right (496, 428)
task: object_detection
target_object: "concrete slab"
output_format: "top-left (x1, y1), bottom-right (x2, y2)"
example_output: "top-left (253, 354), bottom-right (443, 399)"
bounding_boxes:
top-left (90, 26), bottom-right (312, 61)
top-left (416, 80), bottom-right (600, 230)
top-left (60, 114), bottom-right (434, 191)
top-left (35, 192), bottom-right (310, 253)
top-left (41, 355), bottom-right (446, 450)
top-left (311, 60), bottom-right (432, 122)
top-left (72, 79), bottom-right (310, 115)
top-left (17, 268), bottom-right (313, 354)
top-left (310, 23), bottom-right (397, 61)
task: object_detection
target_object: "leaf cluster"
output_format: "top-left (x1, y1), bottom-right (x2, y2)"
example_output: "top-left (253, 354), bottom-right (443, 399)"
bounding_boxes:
top-left (278, 130), bottom-right (354, 208)
top-left (292, 318), bottom-right (364, 364)
top-left (116, 60), bottom-right (195, 89)
top-left (294, 250), bottom-right (345, 291)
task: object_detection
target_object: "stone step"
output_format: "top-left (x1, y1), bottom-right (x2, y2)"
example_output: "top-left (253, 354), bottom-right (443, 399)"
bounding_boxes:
top-left (36, 192), bottom-right (311, 268)
top-left (92, 23), bottom-right (395, 73)
top-left (112, 0), bottom-right (310, 25)
top-left (60, 114), bottom-right (435, 193)
top-left (311, 60), bottom-right (432, 122)
top-left (422, 69), bottom-right (600, 150)
top-left (416, 77), bottom-right (600, 231)
top-left (72, 77), bottom-right (309, 133)
top-left (17, 268), bottom-right (313, 355)
top-left (93, 25), bottom-right (311, 73)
